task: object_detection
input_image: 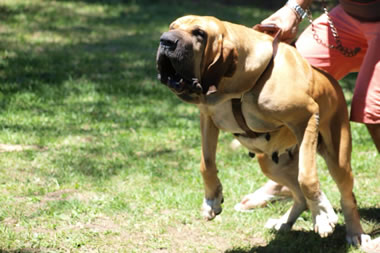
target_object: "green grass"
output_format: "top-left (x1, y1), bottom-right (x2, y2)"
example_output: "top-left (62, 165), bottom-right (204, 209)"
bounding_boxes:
top-left (0, 0), bottom-right (378, 252)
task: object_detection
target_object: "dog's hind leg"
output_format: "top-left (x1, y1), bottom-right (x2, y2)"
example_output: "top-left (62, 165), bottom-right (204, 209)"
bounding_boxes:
top-left (256, 150), bottom-right (307, 231)
top-left (319, 114), bottom-right (370, 245)
top-left (287, 110), bottom-right (339, 237)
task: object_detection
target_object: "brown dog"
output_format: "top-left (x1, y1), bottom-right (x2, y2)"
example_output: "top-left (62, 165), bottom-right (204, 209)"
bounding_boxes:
top-left (156, 15), bottom-right (370, 245)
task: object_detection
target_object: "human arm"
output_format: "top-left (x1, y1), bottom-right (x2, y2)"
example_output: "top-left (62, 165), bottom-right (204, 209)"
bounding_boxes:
top-left (261, 0), bottom-right (312, 43)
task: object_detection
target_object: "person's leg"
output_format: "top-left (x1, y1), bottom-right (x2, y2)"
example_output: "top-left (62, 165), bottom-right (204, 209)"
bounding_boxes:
top-left (234, 179), bottom-right (292, 211)
top-left (296, 5), bottom-right (367, 79)
top-left (236, 5), bottom-right (367, 211)
top-left (366, 124), bottom-right (380, 152)
top-left (350, 21), bottom-right (380, 152)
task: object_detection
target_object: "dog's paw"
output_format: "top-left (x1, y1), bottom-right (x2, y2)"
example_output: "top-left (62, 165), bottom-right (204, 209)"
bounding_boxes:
top-left (201, 195), bottom-right (223, 220)
top-left (345, 225), bottom-right (371, 246)
top-left (308, 192), bottom-right (338, 238)
top-left (347, 233), bottom-right (371, 246)
top-left (313, 212), bottom-right (338, 237)
top-left (201, 198), bottom-right (222, 220)
top-left (265, 218), bottom-right (292, 231)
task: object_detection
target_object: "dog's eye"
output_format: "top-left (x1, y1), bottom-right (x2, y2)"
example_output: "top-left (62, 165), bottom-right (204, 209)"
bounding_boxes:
top-left (192, 29), bottom-right (206, 39)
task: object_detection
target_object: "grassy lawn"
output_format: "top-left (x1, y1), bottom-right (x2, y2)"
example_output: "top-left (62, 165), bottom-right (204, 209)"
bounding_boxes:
top-left (0, 0), bottom-right (378, 252)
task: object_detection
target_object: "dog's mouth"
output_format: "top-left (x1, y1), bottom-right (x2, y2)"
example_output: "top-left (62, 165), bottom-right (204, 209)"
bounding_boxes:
top-left (156, 53), bottom-right (203, 95)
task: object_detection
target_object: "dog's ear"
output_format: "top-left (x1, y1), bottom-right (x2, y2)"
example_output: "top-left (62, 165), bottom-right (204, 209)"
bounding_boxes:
top-left (202, 36), bottom-right (238, 92)
top-left (221, 39), bottom-right (238, 77)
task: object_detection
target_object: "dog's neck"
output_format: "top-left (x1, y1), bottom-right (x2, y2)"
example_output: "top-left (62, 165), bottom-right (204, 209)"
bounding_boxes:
top-left (199, 25), bottom-right (279, 106)
top-left (217, 23), bottom-right (275, 95)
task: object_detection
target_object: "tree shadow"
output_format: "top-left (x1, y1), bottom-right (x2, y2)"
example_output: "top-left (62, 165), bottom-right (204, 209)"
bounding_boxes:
top-left (0, 0), bottom-right (271, 107)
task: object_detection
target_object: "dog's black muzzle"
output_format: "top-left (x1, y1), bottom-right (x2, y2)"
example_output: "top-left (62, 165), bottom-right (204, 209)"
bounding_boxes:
top-left (156, 31), bottom-right (204, 95)
top-left (160, 32), bottom-right (178, 51)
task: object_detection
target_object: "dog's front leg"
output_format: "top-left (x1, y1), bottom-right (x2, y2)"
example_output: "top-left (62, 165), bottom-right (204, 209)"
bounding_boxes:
top-left (199, 112), bottom-right (223, 220)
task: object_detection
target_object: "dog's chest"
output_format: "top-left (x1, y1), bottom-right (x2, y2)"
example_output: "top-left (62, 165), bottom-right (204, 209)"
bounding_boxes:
top-left (205, 102), bottom-right (242, 133)
top-left (206, 99), bottom-right (280, 134)
top-left (203, 98), bottom-right (296, 156)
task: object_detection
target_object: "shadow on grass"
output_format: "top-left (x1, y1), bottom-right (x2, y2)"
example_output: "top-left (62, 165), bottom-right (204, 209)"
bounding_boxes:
top-left (226, 208), bottom-right (380, 253)
top-left (0, 0), bottom-right (272, 119)
top-left (360, 207), bottom-right (380, 238)
top-left (0, 0), bottom-right (273, 86)
top-left (361, 207), bottom-right (380, 222)
top-left (226, 225), bottom-right (350, 253)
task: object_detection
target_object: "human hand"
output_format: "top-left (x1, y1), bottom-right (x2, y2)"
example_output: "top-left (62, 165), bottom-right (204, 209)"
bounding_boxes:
top-left (261, 5), bottom-right (301, 43)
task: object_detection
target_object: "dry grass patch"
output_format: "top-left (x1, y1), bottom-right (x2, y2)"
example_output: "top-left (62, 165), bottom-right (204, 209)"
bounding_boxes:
top-left (0, 144), bottom-right (45, 153)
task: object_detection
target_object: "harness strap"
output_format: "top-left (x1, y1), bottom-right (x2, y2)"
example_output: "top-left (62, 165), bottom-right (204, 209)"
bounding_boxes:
top-left (231, 99), bottom-right (259, 138)
top-left (232, 24), bottom-right (281, 138)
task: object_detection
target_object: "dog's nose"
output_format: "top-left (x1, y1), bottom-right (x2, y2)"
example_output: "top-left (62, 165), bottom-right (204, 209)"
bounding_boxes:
top-left (160, 32), bottom-right (178, 51)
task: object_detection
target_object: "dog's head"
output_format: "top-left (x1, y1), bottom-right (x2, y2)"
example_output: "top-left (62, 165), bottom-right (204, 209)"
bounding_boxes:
top-left (156, 15), bottom-right (238, 103)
